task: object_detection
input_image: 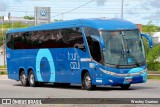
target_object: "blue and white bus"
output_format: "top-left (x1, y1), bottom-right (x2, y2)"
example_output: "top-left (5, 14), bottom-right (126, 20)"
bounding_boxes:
top-left (6, 18), bottom-right (152, 90)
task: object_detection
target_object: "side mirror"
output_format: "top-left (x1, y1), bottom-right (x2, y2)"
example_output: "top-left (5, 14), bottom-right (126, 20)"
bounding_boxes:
top-left (91, 35), bottom-right (106, 51)
top-left (141, 33), bottom-right (153, 48)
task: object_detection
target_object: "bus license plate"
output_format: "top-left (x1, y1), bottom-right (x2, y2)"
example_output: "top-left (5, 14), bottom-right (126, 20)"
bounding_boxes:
top-left (125, 78), bottom-right (132, 82)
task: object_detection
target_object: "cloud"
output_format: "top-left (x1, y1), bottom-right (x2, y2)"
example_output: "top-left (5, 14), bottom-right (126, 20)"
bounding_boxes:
top-left (141, 0), bottom-right (160, 21)
top-left (138, 1), bottom-right (150, 11)
top-left (96, 0), bottom-right (107, 6)
top-left (29, 0), bottom-right (51, 1)
top-left (0, 1), bottom-right (21, 12)
top-left (142, 10), bottom-right (160, 21)
top-left (14, 0), bottom-right (22, 2)
top-left (149, 0), bottom-right (160, 8)
top-left (0, 1), bottom-right (8, 11)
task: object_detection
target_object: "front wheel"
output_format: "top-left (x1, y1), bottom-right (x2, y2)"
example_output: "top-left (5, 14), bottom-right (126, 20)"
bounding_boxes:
top-left (28, 70), bottom-right (37, 87)
top-left (82, 72), bottom-right (94, 90)
top-left (120, 84), bottom-right (131, 90)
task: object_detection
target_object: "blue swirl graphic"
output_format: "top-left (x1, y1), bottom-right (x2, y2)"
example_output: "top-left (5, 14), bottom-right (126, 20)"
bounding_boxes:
top-left (36, 49), bottom-right (55, 82)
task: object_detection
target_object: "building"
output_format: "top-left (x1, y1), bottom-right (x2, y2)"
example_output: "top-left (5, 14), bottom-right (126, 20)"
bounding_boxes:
top-left (136, 24), bottom-right (142, 32)
top-left (152, 32), bottom-right (160, 44)
top-left (0, 16), bottom-right (34, 25)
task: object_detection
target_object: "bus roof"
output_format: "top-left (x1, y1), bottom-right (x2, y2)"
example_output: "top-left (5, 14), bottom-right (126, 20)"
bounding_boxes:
top-left (6, 18), bottom-right (138, 33)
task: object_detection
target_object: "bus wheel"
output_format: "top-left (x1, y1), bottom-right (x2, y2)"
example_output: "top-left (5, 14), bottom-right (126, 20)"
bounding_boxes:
top-left (28, 70), bottom-right (37, 87)
top-left (20, 71), bottom-right (28, 86)
top-left (82, 72), bottom-right (93, 90)
top-left (120, 84), bottom-right (131, 90)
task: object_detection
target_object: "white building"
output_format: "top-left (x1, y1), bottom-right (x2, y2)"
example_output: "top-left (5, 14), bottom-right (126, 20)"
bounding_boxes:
top-left (152, 32), bottom-right (160, 43)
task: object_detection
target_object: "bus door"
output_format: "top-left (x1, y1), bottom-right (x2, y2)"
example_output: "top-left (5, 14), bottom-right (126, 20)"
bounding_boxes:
top-left (87, 36), bottom-right (106, 84)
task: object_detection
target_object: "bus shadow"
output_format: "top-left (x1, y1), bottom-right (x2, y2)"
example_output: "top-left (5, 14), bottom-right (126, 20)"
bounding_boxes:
top-left (13, 83), bottom-right (154, 91)
top-left (42, 84), bottom-right (154, 91)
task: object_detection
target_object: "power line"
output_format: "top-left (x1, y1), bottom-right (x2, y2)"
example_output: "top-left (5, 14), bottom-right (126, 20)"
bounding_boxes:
top-left (51, 0), bottom-right (95, 18)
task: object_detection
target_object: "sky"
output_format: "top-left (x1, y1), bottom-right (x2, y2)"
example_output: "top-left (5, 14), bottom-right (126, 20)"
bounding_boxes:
top-left (0, 0), bottom-right (160, 25)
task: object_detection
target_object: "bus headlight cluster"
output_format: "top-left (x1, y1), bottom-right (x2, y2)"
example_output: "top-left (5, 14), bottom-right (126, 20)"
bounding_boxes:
top-left (139, 68), bottom-right (147, 74)
top-left (99, 68), bottom-right (116, 75)
top-left (100, 68), bottom-right (147, 77)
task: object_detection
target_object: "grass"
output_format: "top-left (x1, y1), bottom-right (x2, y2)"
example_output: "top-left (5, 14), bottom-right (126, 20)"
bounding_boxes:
top-left (0, 71), bottom-right (7, 75)
top-left (148, 75), bottom-right (160, 80)
top-left (0, 65), bottom-right (7, 68)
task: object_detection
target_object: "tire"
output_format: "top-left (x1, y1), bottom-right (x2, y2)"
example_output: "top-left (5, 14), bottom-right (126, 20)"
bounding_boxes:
top-left (20, 71), bottom-right (29, 86)
top-left (82, 72), bottom-right (94, 90)
top-left (28, 70), bottom-right (37, 87)
top-left (120, 84), bottom-right (131, 90)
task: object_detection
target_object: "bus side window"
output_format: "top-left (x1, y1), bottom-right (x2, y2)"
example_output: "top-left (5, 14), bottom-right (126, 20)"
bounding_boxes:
top-left (87, 36), bottom-right (102, 63)
top-left (7, 33), bottom-right (14, 49)
top-left (60, 27), bottom-right (86, 51)
top-left (71, 28), bottom-right (86, 51)
top-left (84, 27), bottom-right (102, 63)
top-left (14, 33), bottom-right (23, 49)
top-left (23, 32), bottom-right (31, 49)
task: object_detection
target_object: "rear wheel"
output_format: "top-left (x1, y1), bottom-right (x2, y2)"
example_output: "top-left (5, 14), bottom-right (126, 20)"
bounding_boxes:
top-left (120, 84), bottom-right (131, 90)
top-left (82, 72), bottom-right (94, 90)
top-left (20, 71), bottom-right (29, 86)
top-left (28, 70), bottom-right (37, 87)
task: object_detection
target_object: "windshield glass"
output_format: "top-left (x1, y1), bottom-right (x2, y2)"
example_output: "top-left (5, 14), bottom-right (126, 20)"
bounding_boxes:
top-left (101, 30), bottom-right (145, 66)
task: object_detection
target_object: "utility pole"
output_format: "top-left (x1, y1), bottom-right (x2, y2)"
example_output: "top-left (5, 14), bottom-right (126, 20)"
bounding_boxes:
top-left (62, 13), bottom-right (64, 21)
top-left (1, 11), bottom-right (5, 66)
top-left (121, 0), bottom-right (124, 19)
top-left (2, 19), bottom-right (5, 66)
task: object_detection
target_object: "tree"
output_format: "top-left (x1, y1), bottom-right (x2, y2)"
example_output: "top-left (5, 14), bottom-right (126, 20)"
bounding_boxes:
top-left (0, 16), bottom-right (4, 20)
top-left (0, 22), bottom-right (30, 46)
top-left (0, 36), bottom-right (3, 46)
top-left (24, 16), bottom-right (34, 20)
top-left (142, 21), bottom-right (159, 35)
top-left (142, 21), bottom-right (160, 71)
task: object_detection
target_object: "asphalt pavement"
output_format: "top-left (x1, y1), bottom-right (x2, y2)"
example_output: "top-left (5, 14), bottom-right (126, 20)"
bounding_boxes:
top-left (0, 76), bottom-right (160, 107)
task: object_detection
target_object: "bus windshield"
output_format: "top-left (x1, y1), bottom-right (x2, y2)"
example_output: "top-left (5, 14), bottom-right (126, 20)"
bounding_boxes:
top-left (101, 30), bottom-right (145, 67)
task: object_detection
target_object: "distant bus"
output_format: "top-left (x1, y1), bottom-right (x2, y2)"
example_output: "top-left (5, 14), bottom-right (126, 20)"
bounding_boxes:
top-left (6, 18), bottom-right (152, 90)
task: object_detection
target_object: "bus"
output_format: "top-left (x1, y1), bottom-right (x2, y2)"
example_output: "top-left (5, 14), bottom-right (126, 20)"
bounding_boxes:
top-left (6, 18), bottom-right (152, 90)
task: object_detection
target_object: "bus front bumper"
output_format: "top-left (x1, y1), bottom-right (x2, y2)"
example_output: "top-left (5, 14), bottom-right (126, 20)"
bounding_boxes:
top-left (93, 68), bottom-right (147, 86)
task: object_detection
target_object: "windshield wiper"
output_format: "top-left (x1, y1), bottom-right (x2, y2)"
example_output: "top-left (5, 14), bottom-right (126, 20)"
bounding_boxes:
top-left (117, 31), bottom-right (140, 66)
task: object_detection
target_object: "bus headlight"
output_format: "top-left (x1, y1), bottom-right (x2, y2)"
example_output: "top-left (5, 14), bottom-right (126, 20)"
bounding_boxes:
top-left (100, 68), bottom-right (147, 77)
top-left (99, 68), bottom-right (116, 75)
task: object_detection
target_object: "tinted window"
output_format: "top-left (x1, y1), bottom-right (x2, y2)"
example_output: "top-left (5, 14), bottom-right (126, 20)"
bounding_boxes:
top-left (7, 27), bottom-right (85, 51)
top-left (7, 33), bottom-right (14, 49)
top-left (14, 32), bottom-right (23, 49)
top-left (83, 27), bottom-right (99, 37)
top-left (83, 27), bottom-right (102, 63)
